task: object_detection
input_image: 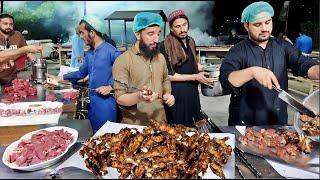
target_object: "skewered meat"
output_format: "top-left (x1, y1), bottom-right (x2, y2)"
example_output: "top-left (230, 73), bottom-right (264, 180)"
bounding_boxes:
top-left (0, 103), bottom-right (62, 117)
top-left (80, 120), bottom-right (233, 178)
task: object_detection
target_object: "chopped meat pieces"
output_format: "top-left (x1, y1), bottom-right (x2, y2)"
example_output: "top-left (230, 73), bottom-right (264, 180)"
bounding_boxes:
top-left (45, 93), bottom-right (57, 102)
top-left (1, 79), bottom-right (37, 104)
top-left (63, 91), bottom-right (79, 100)
top-left (8, 129), bottom-right (73, 167)
top-left (300, 113), bottom-right (320, 136)
top-left (239, 128), bottom-right (313, 165)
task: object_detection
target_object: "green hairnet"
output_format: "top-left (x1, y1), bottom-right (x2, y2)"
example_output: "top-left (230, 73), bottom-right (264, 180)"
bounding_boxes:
top-left (132, 12), bottom-right (163, 33)
top-left (241, 1), bottom-right (274, 23)
top-left (81, 15), bottom-right (106, 34)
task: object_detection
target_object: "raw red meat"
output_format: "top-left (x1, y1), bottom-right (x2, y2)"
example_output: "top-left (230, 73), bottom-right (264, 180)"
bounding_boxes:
top-left (1, 79), bottom-right (37, 104)
top-left (8, 129), bottom-right (73, 167)
top-left (63, 91), bottom-right (79, 100)
top-left (45, 93), bottom-right (57, 102)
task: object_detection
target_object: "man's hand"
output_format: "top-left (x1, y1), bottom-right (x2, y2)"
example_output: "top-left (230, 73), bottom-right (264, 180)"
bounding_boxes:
top-left (44, 73), bottom-right (64, 85)
top-left (194, 72), bottom-right (215, 87)
top-left (96, 85), bottom-right (113, 95)
top-left (138, 86), bottom-right (159, 103)
top-left (250, 66), bottom-right (280, 89)
top-left (163, 93), bottom-right (175, 107)
top-left (24, 45), bottom-right (43, 54)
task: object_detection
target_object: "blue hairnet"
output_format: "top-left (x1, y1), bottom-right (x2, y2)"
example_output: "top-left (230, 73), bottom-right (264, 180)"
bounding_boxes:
top-left (81, 15), bottom-right (106, 34)
top-left (241, 1), bottom-right (274, 23)
top-left (133, 12), bottom-right (163, 33)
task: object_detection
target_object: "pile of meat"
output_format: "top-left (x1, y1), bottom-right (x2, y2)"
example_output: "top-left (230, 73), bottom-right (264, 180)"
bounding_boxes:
top-left (1, 79), bottom-right (37, 104)
top-left (300, 113), bottom-right (320, 136)
top-left (45, 91), bottom-right (79, 102)
top-left (239, 128), bottom-right (313, 165)
top-left (80, 120), bottom-right (233, 179)
top-left (45, 93), bottom-right (57, 102)
top-left (8, 129), bottom-right (73, 167)
top-left (63, 91), bottom-right (79, 100)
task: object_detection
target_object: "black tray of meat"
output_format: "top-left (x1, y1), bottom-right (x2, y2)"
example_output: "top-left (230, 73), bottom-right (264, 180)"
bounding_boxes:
top-left (238, 126), bottom-right (319, 169)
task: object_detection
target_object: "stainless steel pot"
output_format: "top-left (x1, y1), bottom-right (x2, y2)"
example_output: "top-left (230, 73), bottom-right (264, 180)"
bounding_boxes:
top-left (31, 58), bottom-right (47, 84)
top-left (200, 64), bottom-right (224, 97)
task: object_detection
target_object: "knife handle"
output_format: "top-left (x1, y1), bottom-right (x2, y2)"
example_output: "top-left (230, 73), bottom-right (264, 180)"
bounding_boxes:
top-left (272, 85), bottom-right (281, 93)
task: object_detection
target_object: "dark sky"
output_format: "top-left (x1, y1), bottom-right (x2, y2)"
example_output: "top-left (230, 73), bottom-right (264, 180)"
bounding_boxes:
top-left (212, 0), bottom-right (319, 40)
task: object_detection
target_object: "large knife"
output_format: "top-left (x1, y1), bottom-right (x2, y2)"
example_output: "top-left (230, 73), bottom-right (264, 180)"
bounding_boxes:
top-left (273, 85), bottom-right (316, 118)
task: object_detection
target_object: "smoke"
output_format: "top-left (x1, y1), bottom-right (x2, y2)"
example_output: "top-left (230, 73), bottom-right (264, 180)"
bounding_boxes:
top-left (189, 28), bottom-right (220, 46)
top-left (83, 1), bottom-right (216, 45)
top-left (5, 1), bottom-right (216, 45)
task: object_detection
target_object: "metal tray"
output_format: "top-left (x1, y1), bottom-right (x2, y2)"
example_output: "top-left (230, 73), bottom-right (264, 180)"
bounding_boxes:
top-left (237, 126), bottom-right (319, 170)
top-left (293, 89), bottom-right (319, 142)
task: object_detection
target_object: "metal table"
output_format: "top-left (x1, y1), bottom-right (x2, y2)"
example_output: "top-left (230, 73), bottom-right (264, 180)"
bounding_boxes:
top-left (0, 125), bottom-right (287, 179)
top-left (219, 126), bottom-right (283, 178)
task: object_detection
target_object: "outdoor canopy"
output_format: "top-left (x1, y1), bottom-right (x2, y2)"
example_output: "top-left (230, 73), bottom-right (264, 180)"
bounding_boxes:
top-left (104, 10), bottom-right (167, 50)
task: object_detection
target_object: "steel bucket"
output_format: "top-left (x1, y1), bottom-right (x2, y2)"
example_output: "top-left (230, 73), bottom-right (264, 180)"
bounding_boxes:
top-left (200, 64), bottom-right (224, 97)
top-left (31, 58), bottom-right (47, 84)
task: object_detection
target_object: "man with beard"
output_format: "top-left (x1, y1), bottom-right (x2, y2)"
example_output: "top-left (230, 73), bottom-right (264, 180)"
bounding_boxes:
top-left (46, 15), bottom-right (121, 132)
top-left (0, 13), bottom-right (37, 84)
top-left (112, 12), bottom-right (175, 126)
top-left (219, 1), bottom-right (320, 126)
top-left (158, 9), bottom-right (213, 127)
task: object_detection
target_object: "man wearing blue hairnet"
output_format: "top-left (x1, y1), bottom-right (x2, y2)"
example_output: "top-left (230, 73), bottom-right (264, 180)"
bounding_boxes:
top-left (112, 12), bottom-right (175, 126)
top-left (47, 15), bottom-right (121, 132)
top-left (219, 1), bottom-right (320, 126)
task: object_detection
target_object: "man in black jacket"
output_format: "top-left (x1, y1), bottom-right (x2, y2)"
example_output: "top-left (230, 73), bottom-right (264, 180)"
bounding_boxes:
top-left (219, 1), bottom-right (319, 126)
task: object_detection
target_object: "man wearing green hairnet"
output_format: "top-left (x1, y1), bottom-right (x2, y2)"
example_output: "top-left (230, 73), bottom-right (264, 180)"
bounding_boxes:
top-left (112, 12), bottom-right (175, 126)
top-left (219, 1), bottom-right (320, 126)
top-left (47, 15), bottom-right (121, 132)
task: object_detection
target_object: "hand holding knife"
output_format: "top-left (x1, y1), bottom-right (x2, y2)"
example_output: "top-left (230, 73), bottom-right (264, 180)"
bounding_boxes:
top-left (272, 85), bottom-right (316, 118)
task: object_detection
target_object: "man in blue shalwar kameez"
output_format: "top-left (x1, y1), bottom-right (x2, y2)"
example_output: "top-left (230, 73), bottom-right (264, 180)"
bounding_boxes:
top-left (47, 15), bottom-right (121, 132)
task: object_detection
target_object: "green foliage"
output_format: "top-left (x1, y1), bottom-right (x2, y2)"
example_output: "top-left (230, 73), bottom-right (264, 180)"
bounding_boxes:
top-left (4, 1), bottom-right (81, 43)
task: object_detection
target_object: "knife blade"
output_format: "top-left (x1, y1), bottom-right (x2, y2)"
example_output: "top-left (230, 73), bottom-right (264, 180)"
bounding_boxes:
top-left (273, 85), bottom-right (316, 118)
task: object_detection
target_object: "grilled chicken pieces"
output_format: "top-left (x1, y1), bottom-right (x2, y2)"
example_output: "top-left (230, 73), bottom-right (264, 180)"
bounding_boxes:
top-left (80, 120), bottom-right (233, 179)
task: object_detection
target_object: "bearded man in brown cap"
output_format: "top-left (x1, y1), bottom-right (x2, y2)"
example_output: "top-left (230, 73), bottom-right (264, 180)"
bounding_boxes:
top-left (159, 9), bottom-right (213, 128)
